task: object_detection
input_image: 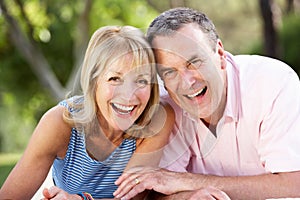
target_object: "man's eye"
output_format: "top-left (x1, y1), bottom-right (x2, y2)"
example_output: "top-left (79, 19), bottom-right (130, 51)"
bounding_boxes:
top-left (188, 59), bottom-right (203, 69)
top-left (163, 69), bottom-right (176, 78)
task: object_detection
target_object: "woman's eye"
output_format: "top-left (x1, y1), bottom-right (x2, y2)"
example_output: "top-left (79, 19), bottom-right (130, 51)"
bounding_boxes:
top-left (108, 77), bottom-right (123, 85)
top-left (108, 76), bottom-right (121, 82)
top-left (137, 79), bottom-right (150, 87)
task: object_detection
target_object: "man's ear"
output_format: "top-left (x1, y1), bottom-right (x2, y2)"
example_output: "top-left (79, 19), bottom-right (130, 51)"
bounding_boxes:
top-left (216, 39), bottom-right (226, 70)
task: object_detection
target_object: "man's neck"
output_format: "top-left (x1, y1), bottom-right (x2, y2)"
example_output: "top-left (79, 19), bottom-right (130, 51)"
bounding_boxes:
top-left (201, 83), bottom-right (228, 137)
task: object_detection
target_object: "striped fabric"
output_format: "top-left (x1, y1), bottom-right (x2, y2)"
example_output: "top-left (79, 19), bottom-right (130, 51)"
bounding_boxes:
top-left (52, 99), bottom-right (136, 198)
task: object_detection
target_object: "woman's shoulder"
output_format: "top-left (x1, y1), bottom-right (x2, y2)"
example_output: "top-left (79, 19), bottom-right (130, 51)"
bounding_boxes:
top-left (59, 96), bottom-right (84, 112)
top-left (135, 101), bottom-right (174, 148)
top-left (40, 104), bottom-right (72, 137)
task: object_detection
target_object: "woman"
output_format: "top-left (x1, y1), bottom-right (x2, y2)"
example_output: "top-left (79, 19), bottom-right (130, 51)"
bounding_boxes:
top-left (0, 25), bottom-right (174, 200)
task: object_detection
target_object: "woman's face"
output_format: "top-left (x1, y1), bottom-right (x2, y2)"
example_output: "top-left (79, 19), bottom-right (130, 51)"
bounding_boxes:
top-left (95, 53), bottom-right (152, 132)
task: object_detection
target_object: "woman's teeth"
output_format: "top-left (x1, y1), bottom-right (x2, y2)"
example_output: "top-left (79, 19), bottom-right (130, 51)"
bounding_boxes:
top-left (112, 103), bottom-right (134, 114)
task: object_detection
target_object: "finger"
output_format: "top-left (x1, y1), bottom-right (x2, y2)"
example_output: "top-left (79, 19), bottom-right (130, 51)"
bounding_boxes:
top-left (189, 190), bottom-right (216, 200)
top-left (115, 172), bottom-right (131, 185)
top-left (211, 190), bottom-right (231, 200)
top-left (206, 187), bottom-right (231, 200)
top-left (119, 182), bottom-right (148, 200)
top-left (190, 195), bottom-right (215, 200)
top-left (115, 166), bottom-right (146, 185)
top-left (42, 188), bottom-right (52, 198)
top-left (46, 186), bottom-right (62, 198)
top-left (114, 175), bottom-right (141, 198)
top-left (114, 171), bottom-right (144, 194)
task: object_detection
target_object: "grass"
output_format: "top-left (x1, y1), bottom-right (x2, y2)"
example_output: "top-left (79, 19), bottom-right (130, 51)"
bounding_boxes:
top-left (0, 153), bottom-right (21, 187)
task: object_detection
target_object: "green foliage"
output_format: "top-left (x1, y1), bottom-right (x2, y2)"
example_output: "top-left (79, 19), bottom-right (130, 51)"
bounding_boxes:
top-left (0, 164), bottom-right (15, 186)
top-left (0, 153), bottom-right (21, 186)
top-left (279, 14), bottom-right (300, 75)
top-left (0, 0), bottom-right (159, 153)
top-left (0, 92), bottom-right (52, 152)
top-left (91, 0), bottom-right (158, 31)
top-left (248, 13), bottom-right (300, 77)
top-left (0, 0), bottom-right (299, 154)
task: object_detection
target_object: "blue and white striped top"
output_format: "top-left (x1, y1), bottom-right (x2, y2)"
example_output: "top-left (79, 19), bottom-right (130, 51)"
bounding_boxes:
top-left (52, 99), bottom-right (136, 199)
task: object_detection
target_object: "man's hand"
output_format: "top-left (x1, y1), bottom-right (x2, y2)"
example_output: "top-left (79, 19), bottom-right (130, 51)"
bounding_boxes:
top-left (184, 188), bottom-right (231, 200)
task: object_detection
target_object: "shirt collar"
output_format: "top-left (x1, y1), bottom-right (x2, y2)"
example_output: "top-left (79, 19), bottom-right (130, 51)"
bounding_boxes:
top-left (224, 52), bottom-right (242, 122)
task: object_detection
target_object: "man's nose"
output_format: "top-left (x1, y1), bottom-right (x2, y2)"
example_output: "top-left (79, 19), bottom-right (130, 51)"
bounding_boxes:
top-left (180, 69), bottom-right (198, 89)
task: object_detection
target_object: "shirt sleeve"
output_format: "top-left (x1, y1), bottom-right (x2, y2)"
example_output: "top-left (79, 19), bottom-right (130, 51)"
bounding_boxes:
top-left (159, 125), bottom-right (190, 172)
top-left (258, 69), bottom-right (300, 173)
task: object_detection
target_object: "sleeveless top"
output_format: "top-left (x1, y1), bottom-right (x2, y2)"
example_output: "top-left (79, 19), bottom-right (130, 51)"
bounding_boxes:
top-left (52, 99), bottom-right (136, 199)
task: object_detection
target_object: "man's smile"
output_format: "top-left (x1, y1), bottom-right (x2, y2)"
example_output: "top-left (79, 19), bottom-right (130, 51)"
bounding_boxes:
top-left (185, 86), bottom-right (207, 99)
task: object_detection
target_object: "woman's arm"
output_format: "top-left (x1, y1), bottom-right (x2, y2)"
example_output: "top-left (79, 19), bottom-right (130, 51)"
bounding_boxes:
top-left (114, 102), bottom-right (174, 200)
top-left (126, 101), bottom-right (174, 168)
top-left (0, 105), bottom-right (71, 199)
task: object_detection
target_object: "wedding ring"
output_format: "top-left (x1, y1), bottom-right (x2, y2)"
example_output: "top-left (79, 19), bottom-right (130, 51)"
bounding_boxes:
top-left (134, 178), bottom-right (140, 185)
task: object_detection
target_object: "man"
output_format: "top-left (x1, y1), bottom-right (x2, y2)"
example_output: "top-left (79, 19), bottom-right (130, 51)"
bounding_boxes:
top-left (114, 7), bottom-right (300, 200)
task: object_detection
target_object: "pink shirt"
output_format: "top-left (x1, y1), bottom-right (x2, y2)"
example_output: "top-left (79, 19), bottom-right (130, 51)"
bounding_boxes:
top-left (159, 53), bottom-right (300, 176)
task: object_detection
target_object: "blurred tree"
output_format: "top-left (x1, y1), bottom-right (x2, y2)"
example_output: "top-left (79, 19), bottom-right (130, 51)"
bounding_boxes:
top-left (286, 0), bottom-right (295, 12)
top-left (0, 0), bottom-right (91, 101)
top-left (0, 0), bottom-right (299, 153)
top-left (259, 0), bottom-right (280, 58)
top-left (0, 0), bottom-right (158, 152)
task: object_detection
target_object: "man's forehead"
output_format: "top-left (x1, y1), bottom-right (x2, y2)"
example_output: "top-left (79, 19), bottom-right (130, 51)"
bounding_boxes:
top-left (151, 26), bottom-right (211, 62)
top-left (152, 32), bottom-right (197, 50)
top-left (154, 48), bottom-right (187, 66)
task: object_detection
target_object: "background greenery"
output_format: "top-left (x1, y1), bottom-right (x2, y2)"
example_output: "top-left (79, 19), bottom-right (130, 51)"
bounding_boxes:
top-left (0, 0), bottom-right (299, 186)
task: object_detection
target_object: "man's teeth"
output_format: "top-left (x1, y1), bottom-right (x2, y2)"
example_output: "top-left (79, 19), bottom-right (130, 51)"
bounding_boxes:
top-left (187, 88), bottom-right (205, 98)
top-left (113, 103), bottom-right (134, 112)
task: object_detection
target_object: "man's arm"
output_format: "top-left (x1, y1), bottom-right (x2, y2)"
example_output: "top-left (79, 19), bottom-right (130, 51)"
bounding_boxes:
top-left (147, 188), bottom-right (230, 200)
top-left (114, 167), bottom-right (300, 200)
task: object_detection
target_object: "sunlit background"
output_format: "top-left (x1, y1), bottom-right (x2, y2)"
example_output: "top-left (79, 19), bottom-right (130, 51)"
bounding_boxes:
top-left (0, 0), bottom-right (299, 186)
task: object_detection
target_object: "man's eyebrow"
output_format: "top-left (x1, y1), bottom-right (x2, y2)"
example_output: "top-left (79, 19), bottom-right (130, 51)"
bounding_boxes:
top-left (186, 55), bottom-right (201, 65)
top-left (158, 65), bottom-right (173, 74)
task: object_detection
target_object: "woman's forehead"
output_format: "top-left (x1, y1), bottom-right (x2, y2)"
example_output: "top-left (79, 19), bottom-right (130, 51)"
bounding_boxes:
top-left (106, 53), bottom-right (153, 74)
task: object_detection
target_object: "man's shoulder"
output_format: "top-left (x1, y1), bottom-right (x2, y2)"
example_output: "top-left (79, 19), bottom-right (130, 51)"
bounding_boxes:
top-left (231, 54), bottom-right (298, 90)
top-left (160, 95), bottom-right (183, 114)
top-left (233, 54), bottom-right (294, 76)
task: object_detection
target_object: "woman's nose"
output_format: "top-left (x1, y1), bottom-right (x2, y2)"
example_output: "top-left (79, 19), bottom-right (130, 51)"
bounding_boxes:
top-left (116, 81), bottom-right (138, 101)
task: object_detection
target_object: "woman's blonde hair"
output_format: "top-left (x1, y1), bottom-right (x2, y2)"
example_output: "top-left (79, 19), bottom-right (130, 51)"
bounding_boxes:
top-left (64, 25), bottom-right (159, 138)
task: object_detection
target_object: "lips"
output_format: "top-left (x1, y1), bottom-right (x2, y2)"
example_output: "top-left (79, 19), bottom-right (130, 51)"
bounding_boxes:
top-left (111, 103), bottom-right (135, 115)
top-left (185, 86), bottom-right (207, 99)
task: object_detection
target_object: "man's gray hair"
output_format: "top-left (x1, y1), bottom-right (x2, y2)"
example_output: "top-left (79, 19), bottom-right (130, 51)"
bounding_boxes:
top-left (147, 7), bottom-right (219, 52)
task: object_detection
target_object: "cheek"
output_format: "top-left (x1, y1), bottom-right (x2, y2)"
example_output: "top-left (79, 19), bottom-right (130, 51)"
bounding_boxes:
top-left (97, 84), bottom-right (115, 98)
top-left (164, 80), bottom-right (179, 93)
top-left (95, 85), bottom-right (115, 109)
top-left (137, 86), bottom-right (152, 104)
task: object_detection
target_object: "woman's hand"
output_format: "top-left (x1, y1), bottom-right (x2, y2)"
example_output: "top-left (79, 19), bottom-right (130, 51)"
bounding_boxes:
top-left (113, 166), bottom-right (181, 199)
top-left (113, 166), bottom-right (230, 200)
top-left (42, 186), bottom-right (81, 200)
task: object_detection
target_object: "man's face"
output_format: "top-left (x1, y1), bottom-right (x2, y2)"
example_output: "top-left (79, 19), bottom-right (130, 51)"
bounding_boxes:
top-left (152, 23), bottom-right (227, 121)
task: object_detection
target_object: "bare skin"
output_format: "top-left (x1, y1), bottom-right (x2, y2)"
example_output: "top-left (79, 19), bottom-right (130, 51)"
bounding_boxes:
top-left (113, 23), bottom-right (300, 200)
top-left (0, 102), bottom-right (174, 200)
